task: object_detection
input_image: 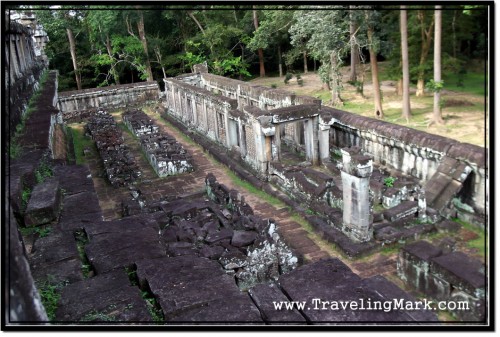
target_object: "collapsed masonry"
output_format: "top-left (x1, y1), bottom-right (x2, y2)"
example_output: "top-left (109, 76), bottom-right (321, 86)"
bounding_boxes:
top-left (159, 63), bottom-right (487, 249)
top-left (123, 109), bottom-right (194, 177)
top-left (86, 110), bottom-right (141, 187)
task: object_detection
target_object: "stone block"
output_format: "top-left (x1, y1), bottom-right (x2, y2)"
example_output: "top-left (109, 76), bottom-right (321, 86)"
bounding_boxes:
top-left (24, 178), bottom-right (61, 227)
top-left (231, 230), bottom-right (258, 247)
top-left (248, 282), bottom-right (306, 323)
top-left (55, 270), bottom-right (151, 321)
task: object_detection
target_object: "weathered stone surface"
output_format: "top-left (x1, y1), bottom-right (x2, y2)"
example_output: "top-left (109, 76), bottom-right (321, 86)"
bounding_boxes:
top-left (248, 283), bottom-right (306, 323)
top-left (58, 191), bottom-right (102, 231)
top-left (383, 201), bottom-right (418, 222)
top-left (205, 228), bottom-right (233, 244)
top-left (361, 275), bottom-right (438, 322)
top-left (435, 219), bottom-right (461, 233)
top-left (170, 293), bottom-right (263, 323)
top-left (55, 270), bottom-right (151, 322)
top-left (7, 205), bottom-right (48, 323)
top-left (136, 256), bottom-right (249, 320)
top-left (84, 215), bottom-right (165, 273)
top-left (401, 240), bottom-right (443, 262)
top-left (430, 252), bottom-right (485, 294)
top-left (219, 250), bottom-right (248, 269)
top-left (280, 258), bottom-right (414, 322)
top-left (29, 230), bottom-right (83, 284)
top-left (199, 245), bottom-right (225, 260)
top-left (231, 230), bottom-right (258, 247)
top-left (53, 165), bottom-right (95, 196)
top-left (24, 178), bottom-right (61, 227)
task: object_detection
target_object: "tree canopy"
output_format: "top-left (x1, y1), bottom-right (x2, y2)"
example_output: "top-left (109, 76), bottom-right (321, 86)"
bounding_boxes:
top-left (16, 4), bottom-right (487, 118)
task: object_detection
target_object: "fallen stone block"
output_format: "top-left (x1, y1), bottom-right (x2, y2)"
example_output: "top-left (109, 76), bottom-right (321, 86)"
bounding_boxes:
top-left (231, 230), bottom-right (258, 247)
top-left (24, 178), bottom-right (61, 227)
top-left (248, 282), bottom-right (306, 323)
top-left (55, 270), bottom-right (151, 322)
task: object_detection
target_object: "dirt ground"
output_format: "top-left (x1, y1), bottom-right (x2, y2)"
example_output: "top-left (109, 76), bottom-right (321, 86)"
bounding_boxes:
top-left (250, 65), bottom-right (488, 148)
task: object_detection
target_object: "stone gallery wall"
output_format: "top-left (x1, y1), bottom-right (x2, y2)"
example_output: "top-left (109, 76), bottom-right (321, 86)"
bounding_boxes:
top-left (57, 81), bottom-right (159, 115)
top-left (323, 107), bottom-right (487, 218)
top-left (6, 21), bottom-right (46, 137)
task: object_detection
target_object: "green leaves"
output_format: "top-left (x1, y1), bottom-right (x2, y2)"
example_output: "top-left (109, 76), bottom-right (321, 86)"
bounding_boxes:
top-left (425, 79), bottom-right (444, 93)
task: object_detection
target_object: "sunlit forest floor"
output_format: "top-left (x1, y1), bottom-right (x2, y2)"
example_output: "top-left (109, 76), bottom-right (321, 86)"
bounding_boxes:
top-left (250, 62), bottom-right (488, 148)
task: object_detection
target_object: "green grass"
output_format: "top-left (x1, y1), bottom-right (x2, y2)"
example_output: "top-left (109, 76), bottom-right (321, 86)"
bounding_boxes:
top-left (453, 218), bottom-right (486, 258)
top-left (19, 225), bottom-right (52, 238)
top-left (74, 230), bottom-right (92, 278)
top-left (69, 126), bottom-right (95, 165)
top-left (36, 279), bottom-right (63, 321)
top-left (442, 71), bottom-right (486, 96)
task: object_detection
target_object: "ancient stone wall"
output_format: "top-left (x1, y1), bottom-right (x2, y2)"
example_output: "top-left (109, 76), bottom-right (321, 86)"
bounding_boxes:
top-left (323, 107), bottom-right (487, 218)
top-left (6, 20), bottom-right (46, 137)
top-left (57, 81), bottom-right (159, 116)
top-left (398, 241), bottom-right (485, 321)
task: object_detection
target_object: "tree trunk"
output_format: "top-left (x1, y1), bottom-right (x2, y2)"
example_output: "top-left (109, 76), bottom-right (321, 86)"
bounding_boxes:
top-left (303, 50), bottom-right (308, 73)
top-left (66, 28), bottom-right (82, 90)
top-left (137, 10), bottom-right (154, 82)
top-left (366, 22), bottom-right (383, 119)
top-left (330, 51), bottom-right (343, 107)
top-left (253, 8), bottom-right (265, 77)
top-left (349, 7), bottom-right (358, 83)
top-left (433, 6), bottom-right (444, 124)
top-left (416, 10), bottom-right (434, 97)
top-left (106, 35), bottom-right (120, 85)
top-left (400, 6), bottom-right (411, 122)
top-left (452, 10), bottom-right (457, 59)
top-left (396, 78), bottom-right (403, 96)
top-left (278, 44), bottom-right (283, 77)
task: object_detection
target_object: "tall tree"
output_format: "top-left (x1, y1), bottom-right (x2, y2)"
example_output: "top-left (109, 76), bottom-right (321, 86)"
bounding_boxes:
top-left (135, 9), bottom-right (154, 81)
top-left (248, 8), bottom-right (294, 78)
top-left (252, 7), bottom-right (266, 77)
top-left (66, 27), bottom-right (82, 90)
top-left (432, 5), bottom-right (444, 124)
top-left (415, 10), bottom-right (434, 96)
top-left (365, 10), bottom-right (384, 118)
top-left (400, 5), bottom-right (411, 122)
top-left (349, 6), bottom-right (359, 83)
top-left (289, 8), bottom-right (350, 106)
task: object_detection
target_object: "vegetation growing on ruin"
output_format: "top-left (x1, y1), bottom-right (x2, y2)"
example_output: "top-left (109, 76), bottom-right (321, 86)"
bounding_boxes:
top-left (68, 125), bottom-right (95, 165)
top-left (9, 70), bottom-right (49, 159)
top-left (36, 279), bottom-right (66, 321)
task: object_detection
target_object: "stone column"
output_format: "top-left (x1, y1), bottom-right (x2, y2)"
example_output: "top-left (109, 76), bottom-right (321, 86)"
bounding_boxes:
top-left (238, 119), bottom-right (247, 157)
top-left (273, 124), bottom-right (281, 161)
top-left (340, 147), bottom-right (373, 242)
top-left (304, 117), bottom-right (319, 166)
top-left (318, 123), bottom-right (331, 164)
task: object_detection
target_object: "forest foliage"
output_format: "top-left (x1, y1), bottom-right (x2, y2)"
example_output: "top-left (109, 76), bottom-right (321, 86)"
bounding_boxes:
top-left (17, 5), bottom-right (487, 116)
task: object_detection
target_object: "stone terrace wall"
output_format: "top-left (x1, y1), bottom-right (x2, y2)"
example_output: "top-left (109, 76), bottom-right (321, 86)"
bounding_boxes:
top-left (323, 107), bottom-right (487, 216)
top-left (57, 81), bottom-right (159, 115)
top-left (199, 73), bottom-right (321, 110)
top-left (6, 21), bottom-right (46, 137)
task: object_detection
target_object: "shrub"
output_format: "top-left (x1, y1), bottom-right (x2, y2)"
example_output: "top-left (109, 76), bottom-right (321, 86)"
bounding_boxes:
top-left (284, 73), bottom-right (293, 84)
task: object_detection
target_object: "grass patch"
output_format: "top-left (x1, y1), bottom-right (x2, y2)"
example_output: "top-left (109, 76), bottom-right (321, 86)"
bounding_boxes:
top-left (453, 218), bottom-right (486, 258)
top-left (225, 171), bottom-right (284, 208)
top-left (35, 154), bottom-right (53, 184)
top-left (21, 187), bottom-right (31, 213)
top-left (68, 126), bottom-right (95, 165)
top-left (81, 309), bottom-right (115, 322)
top-left (74, 230), bottom-right (92, 278)
top-left (141, 290), bottom-right (164, 322)
top-left (19, 225), bottom-right (52, 238)
top-left (36, 279), bottom-right (65, 321)
top-left (442, 71), bottom-right (486, 96)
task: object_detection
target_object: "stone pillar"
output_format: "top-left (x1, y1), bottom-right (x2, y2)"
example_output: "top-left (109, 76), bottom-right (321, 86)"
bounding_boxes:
top-left (253, 120), bottom-right (269, 174)
top-left (224, 107), bottom-right (231, 148)
top-left (304, 117), bottom-right (319, 165)
top-left (318, 123), bottom-right (331, 164)
top-left (273, 124), bottom-right (281, 161)
top-left (340, 147), bottom-right (373, 242)
top-left (202, 97), bottom-right (209, 131)
top-left (238, 120), bottom-right (247, 157)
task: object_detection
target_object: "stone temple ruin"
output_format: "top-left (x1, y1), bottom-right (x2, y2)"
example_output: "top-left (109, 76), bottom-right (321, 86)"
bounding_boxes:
top-left (123, 109), bottom-right (194, 177)
top-left (6, 15), bottom-right (488, 326)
